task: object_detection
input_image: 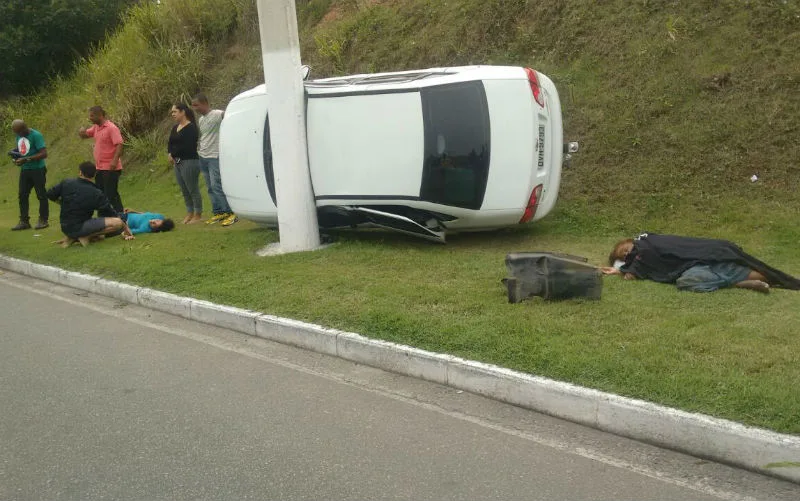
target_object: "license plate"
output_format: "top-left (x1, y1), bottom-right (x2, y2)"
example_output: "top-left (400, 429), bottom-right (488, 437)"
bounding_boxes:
top-left (538, 125), bottom-right (545, 169)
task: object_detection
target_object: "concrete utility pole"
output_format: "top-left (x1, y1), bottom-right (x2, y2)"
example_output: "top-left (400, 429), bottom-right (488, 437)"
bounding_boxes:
top-left (256, 0), bottom-right (320, 254)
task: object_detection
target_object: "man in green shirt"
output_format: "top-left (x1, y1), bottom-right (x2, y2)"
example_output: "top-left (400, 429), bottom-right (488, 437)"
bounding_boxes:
top-left (10, 119), bottom-right (49, 230)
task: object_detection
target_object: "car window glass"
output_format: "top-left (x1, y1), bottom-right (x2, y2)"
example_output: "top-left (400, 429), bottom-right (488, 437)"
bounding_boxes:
top-left (263, 113), bottom-right (276, 206)
top-left (420, 82), bottom-right (491, 209)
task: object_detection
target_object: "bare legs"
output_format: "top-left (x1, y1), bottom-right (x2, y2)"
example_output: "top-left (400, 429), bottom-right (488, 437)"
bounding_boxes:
top-left (735, 270), bottom-right (770, 293)
top-left (54, 217), bottom-right (127, 248)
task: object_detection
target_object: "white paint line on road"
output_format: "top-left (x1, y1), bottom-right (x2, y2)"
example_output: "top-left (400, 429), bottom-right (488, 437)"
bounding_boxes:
top-left (0, 275), bottom-right (762, 501)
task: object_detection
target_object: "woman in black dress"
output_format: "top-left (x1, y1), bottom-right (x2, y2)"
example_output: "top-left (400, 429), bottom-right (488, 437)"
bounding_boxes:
top-left (168, 103), bottom-right (202, 224)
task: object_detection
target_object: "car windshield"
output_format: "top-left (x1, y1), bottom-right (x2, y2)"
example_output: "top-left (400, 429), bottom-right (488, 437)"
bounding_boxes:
top-left (419, 82), bottom-right (491, 210)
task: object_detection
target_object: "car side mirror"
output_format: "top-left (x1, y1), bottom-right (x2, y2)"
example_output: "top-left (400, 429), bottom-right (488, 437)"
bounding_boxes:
top-left (301, 65), bottom-right (311, 81)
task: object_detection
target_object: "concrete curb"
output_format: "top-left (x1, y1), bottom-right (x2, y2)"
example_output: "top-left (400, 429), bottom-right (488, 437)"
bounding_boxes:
top-left (1, 254), bottom-right (798, 484)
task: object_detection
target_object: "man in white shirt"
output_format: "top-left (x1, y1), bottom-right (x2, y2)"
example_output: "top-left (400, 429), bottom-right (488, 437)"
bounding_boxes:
top-left (191, 93), bottom-right (237, 226)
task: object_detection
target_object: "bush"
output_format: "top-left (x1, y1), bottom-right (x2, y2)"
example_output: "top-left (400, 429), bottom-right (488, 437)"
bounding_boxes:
top-left (0, 0), bottom-right (136, 97)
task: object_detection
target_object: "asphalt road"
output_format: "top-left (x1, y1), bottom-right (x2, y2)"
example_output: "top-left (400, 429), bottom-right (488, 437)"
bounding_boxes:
top-left (0, 271), bottom-right (797, 501)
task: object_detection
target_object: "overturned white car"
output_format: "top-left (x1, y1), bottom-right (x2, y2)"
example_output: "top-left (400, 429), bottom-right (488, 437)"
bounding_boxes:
top-left (219, 66), bottom-right (576, 242)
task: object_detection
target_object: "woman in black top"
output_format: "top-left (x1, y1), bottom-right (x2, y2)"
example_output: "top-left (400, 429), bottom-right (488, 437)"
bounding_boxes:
top-left (168, 103), bottom-right (202, 224)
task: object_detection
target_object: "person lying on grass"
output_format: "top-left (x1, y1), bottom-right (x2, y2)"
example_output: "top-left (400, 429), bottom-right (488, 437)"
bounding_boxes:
top-left (47, 161), bottom-right (135, 247)
top-left (121, 209), bottom-right (175, 235)
top-left (600, 232), bottom-right (800, 294)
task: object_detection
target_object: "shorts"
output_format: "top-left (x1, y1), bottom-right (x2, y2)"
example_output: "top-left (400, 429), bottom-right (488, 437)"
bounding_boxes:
top-left (675, 262), bottom-right (751, 292)
top-left (66, 218), bottom-right (108, 239)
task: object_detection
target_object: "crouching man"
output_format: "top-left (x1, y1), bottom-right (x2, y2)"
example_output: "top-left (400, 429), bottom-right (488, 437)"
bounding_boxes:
top-left (47, 161), bottom-right (134, 247)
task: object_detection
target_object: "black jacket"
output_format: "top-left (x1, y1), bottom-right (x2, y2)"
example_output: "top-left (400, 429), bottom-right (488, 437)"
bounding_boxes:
top-left (167, 122), bottom-right (199, 161)
top-left (47, 178), bottom-right (117, 236)
top-left (621, 233), bottom-right (800, 290)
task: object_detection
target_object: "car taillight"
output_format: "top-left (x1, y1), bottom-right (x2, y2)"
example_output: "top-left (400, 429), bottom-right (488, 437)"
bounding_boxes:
top-left (519, 184), bottom-right (543, 224)
top-left (525, 68), bottom-right (545, 108)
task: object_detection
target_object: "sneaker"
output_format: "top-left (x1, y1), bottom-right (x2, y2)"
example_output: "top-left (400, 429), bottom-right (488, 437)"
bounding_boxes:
top-left (205, 213), bottom-right (227, 225)
top-left (221, 213), bottom-right (239, 227)
top-left (34, 220), bottom-right (49, 230)
top-left (11, 221), bottom-right (31, 231)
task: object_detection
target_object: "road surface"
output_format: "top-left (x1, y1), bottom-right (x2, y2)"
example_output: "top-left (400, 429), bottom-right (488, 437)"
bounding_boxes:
top-left (0, 270), bottom-right (797, 500)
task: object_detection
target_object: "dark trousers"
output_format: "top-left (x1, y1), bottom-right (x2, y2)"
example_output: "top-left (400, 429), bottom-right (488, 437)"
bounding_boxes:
top-left (95, 170), bottom-right (124, 212)
top-left (18, 168), bottom-right (48, 223)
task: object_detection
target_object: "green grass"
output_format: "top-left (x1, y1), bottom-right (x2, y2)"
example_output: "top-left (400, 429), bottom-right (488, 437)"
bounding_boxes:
top-left (1, 0), bottom-right (800, 433)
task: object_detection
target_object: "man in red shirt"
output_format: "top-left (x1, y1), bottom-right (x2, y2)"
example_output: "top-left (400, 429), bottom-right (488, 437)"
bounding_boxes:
top-left (78, 106), bottom-right (124, 212)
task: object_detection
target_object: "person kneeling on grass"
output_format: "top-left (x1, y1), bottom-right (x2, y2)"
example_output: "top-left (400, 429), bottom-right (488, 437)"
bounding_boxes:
top-left (46, 161), bottom-right (134, 247)
top-left (600, 232), bottom-right (800, 293)
top-left (122, 209), bottom-right (175, 235)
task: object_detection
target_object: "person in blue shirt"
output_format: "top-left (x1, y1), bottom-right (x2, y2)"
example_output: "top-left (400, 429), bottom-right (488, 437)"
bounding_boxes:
top-left (123, 210), bottom-right (175, 235)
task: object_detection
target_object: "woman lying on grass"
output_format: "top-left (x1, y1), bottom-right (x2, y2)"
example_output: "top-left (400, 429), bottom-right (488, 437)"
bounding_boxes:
top-left (600, 232), bottom-right (800, 293)
top-left (121, 209), bottom-right (175, 235)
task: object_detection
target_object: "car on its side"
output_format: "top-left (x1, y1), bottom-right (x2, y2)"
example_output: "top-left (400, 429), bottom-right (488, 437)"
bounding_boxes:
top-left (219, 65), bottom-right (576, 242)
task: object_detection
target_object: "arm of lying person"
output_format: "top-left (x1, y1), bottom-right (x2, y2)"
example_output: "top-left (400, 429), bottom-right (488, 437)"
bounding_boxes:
top-left (120, 222), bottom-right (135, 241)
top-left (599, 267), bottom-right (637, 280)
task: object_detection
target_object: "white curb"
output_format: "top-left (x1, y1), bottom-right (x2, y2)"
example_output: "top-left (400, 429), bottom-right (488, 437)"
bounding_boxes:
top-left (137, 288), bottom-right (191, 318)
top-left (446, 360), bottom-right (601, 428)
top-left (95, 278), bottom-right (141, 304)
top-left (2, 256), bottom-right (31, 275)
top-left (1, 254), bottom-right (799, 484)
top-left (337, 332), bottom-right (451, 385)
top-left (191, 300), bottom-right (258, 336)
top-left (58, 270), bottom-right (98, 291)
top-left (27, 263), bottom-right (62, 283)
top-left (255, 315), bottom-right (338, 356)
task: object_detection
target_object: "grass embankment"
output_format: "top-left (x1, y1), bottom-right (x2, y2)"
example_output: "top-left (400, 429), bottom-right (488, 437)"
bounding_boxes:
top-left (1, 0), bottom-right (799, 433)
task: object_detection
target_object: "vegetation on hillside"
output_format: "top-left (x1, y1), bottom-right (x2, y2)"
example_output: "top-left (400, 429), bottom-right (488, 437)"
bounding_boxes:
top-left (0, 0), bottom-right (136, 96)
top-left (2, 0), bottom-right (798, 233)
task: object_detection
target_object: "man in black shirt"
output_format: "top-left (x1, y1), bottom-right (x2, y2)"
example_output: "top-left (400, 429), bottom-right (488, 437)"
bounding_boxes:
top-left (47, 161), bottom-right (134, 247)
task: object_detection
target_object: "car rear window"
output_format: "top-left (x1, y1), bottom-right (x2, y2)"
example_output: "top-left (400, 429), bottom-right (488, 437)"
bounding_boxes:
top-left (420, 82), bottom-right (491, 210)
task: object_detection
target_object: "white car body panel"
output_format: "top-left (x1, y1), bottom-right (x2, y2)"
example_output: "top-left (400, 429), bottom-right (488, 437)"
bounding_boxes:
top-left (218, 90), bottom-right (275, 222)
top-left (219, 65), bottom-right (567, 239)
top-left (533, 72), bottom-right (564, 221)
top-left (480, 79), bottom-right (535, 212)
top-left (307, 93), bottom-right (424, 199)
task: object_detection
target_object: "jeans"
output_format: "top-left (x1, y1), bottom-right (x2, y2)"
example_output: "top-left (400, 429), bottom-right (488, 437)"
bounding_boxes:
top-left (675, 262), bottom-right (751, 292)
top-left (95, 169), bottom-right (124, 213)
top-left (174, 159), bottom-right (202, 213)
top-left (199, 157), bottom-right (231, 214)
top-left (19, 168), bottom-right (49, 222)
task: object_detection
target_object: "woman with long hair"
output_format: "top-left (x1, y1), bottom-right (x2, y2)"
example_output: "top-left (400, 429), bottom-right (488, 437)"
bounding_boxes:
top-left (168, 103), bottom-right (202, 224)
